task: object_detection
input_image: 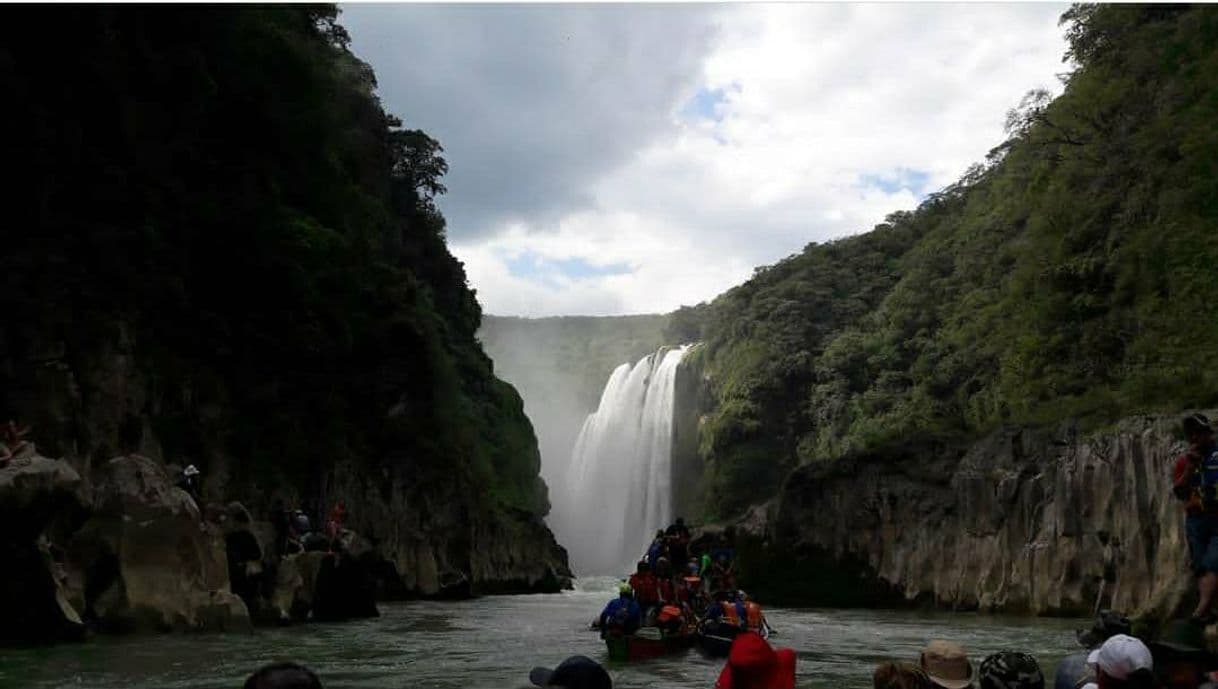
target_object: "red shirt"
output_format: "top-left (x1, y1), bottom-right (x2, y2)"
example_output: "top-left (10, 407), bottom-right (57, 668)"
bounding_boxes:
top-left (1174, 442), bottom-right (1218, 515)
top-left (629, 572), bottom-right (661, 605)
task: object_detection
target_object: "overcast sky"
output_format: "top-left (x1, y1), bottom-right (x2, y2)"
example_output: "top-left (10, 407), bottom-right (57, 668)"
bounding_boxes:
top-left (341, 3), bottom-right (1071, 317)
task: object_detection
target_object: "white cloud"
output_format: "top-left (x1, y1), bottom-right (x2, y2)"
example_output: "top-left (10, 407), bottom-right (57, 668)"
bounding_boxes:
top-left (349, 3), bottom-right (1071, 316)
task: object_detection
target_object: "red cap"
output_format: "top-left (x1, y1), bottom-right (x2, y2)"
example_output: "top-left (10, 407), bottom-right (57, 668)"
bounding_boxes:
top-left (714, 632), bottom-right (796, 689)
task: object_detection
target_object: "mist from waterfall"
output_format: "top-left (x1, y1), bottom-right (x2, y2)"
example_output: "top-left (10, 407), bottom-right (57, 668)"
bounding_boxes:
top-left (550, 346), bottom-right (689, 575)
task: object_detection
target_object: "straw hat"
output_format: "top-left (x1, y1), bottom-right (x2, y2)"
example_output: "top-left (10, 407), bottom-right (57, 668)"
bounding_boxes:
top-left (921, 640), bottom-right (974, 689)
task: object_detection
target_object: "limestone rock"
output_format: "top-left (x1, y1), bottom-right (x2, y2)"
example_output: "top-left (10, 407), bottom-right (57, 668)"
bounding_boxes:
top-left (0, 454), bottom-right (89, 645)
top-left (761, 413), bottom-right (1204, 617)
top-left (70, 455), bottom-right (249, 633)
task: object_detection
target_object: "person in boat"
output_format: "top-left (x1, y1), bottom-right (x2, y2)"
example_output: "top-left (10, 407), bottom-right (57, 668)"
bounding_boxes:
top-left (1173, 413), bottom-right (1218, 624)
top-left (874, 662), bottom-right (934, 689)
top-left (529, 655), bottom-right (613, 689)
top-left (243, 662), bottom-right (324, 689)
top-left (599, 584), bottom-right (642, 637)
top-left (978, 651), bottom-right (1044, 689)
top-left (628, 560), bottom-right (662, 621)
top-left (919, 640), bottom-right (973, 689)
top-left (646, 530), bottom-right (668, 567)
top-left (714, 630), bottom-right (796, 689)
top-left (678, 565), bottom-right (706, 614)
top-left (1086, 634), bottom-right (1155, 689)
top-left (737, 591), bottom-right (769, 636)
top-left (666, 517), bottom-right (691, 564)
top-left (709, 553), bottom-right (737, 594)
top-left (705, 591), bottom-right (748, 630)
top-left (656, 603), bottom-right (686, 636)
top-left (655, 557), bottom-right (677, 603)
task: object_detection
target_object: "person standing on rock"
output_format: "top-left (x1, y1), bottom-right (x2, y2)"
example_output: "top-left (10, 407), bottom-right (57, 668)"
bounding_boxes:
top-left (1172, 413), bottom-right (1218, 623)
top-left (177, 464), bottom-right (202, 505)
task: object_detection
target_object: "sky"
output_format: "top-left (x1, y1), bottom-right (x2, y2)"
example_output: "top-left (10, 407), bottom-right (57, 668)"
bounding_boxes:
top-left (341, 3), bottom-right (1072, 317)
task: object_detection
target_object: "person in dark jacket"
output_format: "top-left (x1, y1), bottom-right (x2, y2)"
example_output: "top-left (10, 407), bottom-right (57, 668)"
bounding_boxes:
top-left (599, 584), bottom-right (642, 636)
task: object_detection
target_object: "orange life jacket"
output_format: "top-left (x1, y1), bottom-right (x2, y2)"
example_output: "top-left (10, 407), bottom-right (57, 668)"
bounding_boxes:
top-left (745, 601), bottom-right (764, 631)
top-left (658, 605), bottom-right (683, 624)
top-left (721, 601), bottom-right (742, 627)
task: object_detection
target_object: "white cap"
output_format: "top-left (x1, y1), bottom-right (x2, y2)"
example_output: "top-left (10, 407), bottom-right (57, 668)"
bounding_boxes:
top-left (1087, 634), bottom-right (1153, 680)
top-left (183, 464), bottom-right (200, 477)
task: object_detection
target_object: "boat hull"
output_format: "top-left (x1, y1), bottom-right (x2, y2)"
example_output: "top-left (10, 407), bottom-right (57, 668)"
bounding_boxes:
top-left (604, 632), bottom-right (695, 662)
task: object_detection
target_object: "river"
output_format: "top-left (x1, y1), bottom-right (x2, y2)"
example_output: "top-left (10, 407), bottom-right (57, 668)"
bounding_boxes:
top-left (1, 578), bottom-right (1084, 689)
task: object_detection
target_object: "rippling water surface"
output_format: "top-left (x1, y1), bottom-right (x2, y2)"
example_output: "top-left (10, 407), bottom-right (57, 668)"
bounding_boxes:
top-left (0, 578), bottom-right (1084, 689)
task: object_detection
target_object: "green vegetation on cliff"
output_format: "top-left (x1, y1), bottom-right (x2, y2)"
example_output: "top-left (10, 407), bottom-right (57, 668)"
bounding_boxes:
top-left (675, 4), bottom-right (1218, 518)
top-left (0, 6), bottom-right (547, 517)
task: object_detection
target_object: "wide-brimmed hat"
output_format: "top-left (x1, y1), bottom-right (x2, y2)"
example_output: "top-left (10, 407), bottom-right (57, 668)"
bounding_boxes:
top-left (1149, 619), bottom-right (1208, 658)
top-left (529, 655), bottom-right (612, 689)
top-left (921, 640), bottom-right (974, 689)
top-left (715, 632), bottom-right (797, 689)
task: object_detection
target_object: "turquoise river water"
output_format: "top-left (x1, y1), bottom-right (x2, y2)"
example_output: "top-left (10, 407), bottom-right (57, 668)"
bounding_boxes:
top-left (0, 578), bottom-right (1085, 689)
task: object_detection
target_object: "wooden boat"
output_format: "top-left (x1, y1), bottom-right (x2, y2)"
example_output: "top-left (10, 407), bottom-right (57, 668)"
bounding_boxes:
top-left (604, 627), bottom-right (695, 661)
top-left (696, 621), bottom-right (741, 658)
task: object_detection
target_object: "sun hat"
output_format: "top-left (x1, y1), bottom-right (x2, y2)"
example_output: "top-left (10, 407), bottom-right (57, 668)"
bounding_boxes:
top-left (920, 640), bottom-right (974, 689)
top-left (1149, 619), bottom-right (1208, 658)
top-left (1087, 634), bottom-right (1153, 680)
top-left (715, 632), bottom-right (796, 689)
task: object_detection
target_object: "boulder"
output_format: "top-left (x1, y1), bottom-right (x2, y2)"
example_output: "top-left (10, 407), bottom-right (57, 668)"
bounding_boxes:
top-left (69, 455), bottom-right (250, 633)
top-left (0, 452), bottom-right (90, 645)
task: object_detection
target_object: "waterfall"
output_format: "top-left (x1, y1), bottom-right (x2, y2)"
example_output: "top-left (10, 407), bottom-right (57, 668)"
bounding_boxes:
top-left (551, 345), bottom-right (689, 575)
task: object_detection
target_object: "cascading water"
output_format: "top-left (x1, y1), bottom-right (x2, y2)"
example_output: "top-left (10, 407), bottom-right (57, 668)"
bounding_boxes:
top-left (551, 346), bottom-right (689, 575)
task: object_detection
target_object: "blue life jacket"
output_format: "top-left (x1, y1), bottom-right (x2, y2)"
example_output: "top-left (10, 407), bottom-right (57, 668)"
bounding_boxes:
top-left (601, 597), bottom-right (640, 630)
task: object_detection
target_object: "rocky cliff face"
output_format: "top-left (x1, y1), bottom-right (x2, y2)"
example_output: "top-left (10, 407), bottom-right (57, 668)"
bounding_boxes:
top-left (743, 413), bottom-right (1201, 618)
top-left (329, 462), bottom-right (570, 598)
top-left (2, 319), bottom-right (570, 606)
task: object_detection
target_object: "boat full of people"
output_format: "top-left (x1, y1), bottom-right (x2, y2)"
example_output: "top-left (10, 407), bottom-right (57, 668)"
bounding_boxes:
top-left (593, 518), bottom-right (774, 664)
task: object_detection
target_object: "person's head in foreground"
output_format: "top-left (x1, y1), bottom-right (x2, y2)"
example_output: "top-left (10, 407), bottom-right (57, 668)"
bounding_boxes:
top-left (529, 655), bottom-right (612, 689)
top-left (1149, 620), bottom-right (1209, 689)
top-left (874, 661), bottom-right (933, 689)
top-left (243, 663), bottom-right (323, 689)
top-left (920, 640), bottom-right (973, 689)
top-left (1089, 634), bottom-right (1155, 689)
top-left (978, 651), bottom-right (1044, 689)
top-left (715, 630), bottom-right (796, 689)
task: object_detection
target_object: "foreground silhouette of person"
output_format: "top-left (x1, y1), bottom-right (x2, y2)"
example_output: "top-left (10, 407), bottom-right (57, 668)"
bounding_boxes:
top-left (243, 662), bottom-right (323, 689)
